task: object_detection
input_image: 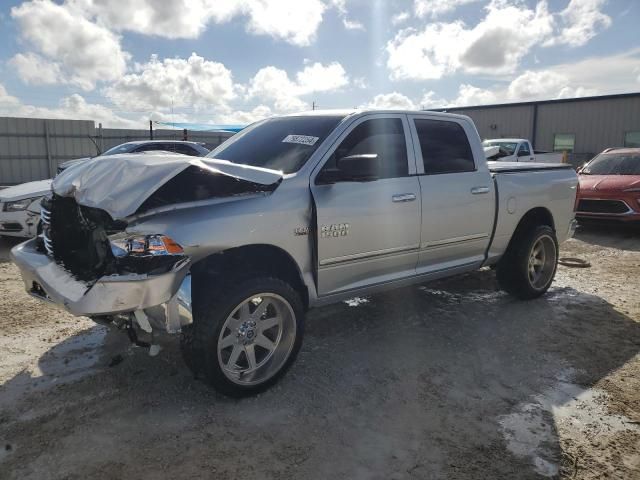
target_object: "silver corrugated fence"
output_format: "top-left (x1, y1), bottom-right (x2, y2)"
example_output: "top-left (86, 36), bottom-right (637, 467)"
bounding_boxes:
top-left (0, 117), bottom-right (234, 185)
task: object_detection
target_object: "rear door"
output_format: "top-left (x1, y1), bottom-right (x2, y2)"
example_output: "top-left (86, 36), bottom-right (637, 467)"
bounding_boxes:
top-left (311, 114), bottom-right (421, 296)
top-left (407, 114), bottom-right (495, 274)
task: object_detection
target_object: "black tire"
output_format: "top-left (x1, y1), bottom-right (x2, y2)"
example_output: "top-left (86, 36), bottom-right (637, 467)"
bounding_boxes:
top-left (496, 224), bottom-right (558, 300)
top-left (181, 276), bottom-right (304, 397)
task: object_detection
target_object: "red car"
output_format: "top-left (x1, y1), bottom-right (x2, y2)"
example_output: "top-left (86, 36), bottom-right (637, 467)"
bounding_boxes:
top-left (576, 148), bottom-right (640, 222)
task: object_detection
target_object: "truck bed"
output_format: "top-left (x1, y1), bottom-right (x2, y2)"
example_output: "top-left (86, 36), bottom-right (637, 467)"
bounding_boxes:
top-left (485, 161), bottom-right (579, 265)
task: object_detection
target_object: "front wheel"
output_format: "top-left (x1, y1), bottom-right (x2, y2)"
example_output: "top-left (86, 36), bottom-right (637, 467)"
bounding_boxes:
top-left (496, 225), bottom-right (558, 300)
top-left (182, 277), bottom-right (304, 397)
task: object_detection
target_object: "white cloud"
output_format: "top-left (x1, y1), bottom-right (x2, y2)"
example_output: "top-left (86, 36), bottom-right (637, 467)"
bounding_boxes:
top-left (387, 1), bottom-right (555, 80)
top-left (547, 0), bottom-right (612, 47)
top-left (452, 84), bottom-right (498, 106)
top-left (70, 0), bottom-right (333, 46)
top-left (391, 11), bottom-right (410, 25)
top-left (387, 22), bottom-right (465, 80)
top-left (419, 91), bottom-right (447, 108)
top-left (506, 70), bottom-right (596, 101)
top-left (8, 53), bottom-right (62, 86)
top-left (363, 92), bottom-right (416, 110)
top-left (215, 105), bottom-right (273, 124)
top-left (549, 48), bottom-right (640, 95)
top-left (387, 0), bottom-right (612, 81)
top-left (342, 18), bottom-right (365, 30)
top-left (460, 1), bottom-right (554, 74)
top-left (248, 61), bottom-right (349, 111)
top-left (331, 0), bottom-right (365, 31)
top-left (0, 84), bottom-right (140, 128)
top-left (242, 0), bottom-right (327, 46)
top-left (248, 66), bottom-right (309, 112)
top-left (68, 0), bottom-right (225, 40)
top-left (0, 84), bottom-right (21, 108)
top-left (104, 53), bottom-right (237, 111)
top-left (296, 62), bottom-right (349, 93)
top-left (414, 0), bottom-right (482, 18)
top-left (11, 0), bottom-right (130, 90)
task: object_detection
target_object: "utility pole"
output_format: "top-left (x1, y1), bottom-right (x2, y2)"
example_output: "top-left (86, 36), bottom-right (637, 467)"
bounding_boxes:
top-left (149, 120), bottom-right (153, 140)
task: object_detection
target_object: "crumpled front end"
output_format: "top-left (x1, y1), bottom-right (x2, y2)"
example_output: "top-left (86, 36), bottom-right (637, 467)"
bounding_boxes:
top-left (11, 194), bottom-right (194, 333)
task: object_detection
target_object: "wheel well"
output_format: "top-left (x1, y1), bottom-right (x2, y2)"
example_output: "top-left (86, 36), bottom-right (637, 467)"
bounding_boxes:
top-left (191, 244), bottom-right (309, 309)
top-left (504, 207), bottom-right (555, 251)
top-left (515, 207), bottom-right (555, 234)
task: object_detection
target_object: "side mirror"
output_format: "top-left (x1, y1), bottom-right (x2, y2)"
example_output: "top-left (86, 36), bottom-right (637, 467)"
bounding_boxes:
top-left (336, 153), bottom-right (380, 181)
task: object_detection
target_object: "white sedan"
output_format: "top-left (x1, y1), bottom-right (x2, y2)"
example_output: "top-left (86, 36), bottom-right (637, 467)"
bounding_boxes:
top-left (0, 179), bottom-right (52, 238)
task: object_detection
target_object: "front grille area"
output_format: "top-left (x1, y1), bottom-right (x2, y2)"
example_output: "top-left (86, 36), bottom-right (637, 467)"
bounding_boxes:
top-left (577, 199), bottom-right (630, 214)
top-left (0, 222), bottom-right (23, 232)
top-left (40, 202), bottom-right (53, 255)
top-left (39, 195), bottom-right (126, 281)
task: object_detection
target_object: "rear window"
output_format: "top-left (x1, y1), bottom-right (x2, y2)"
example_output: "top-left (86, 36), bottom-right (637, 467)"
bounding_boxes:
top-left (102, 144), bottom-right (136, 156)
top-left (207, 116), bottom-right (344, 173)
top-left (482, 141), bottom-right (517, 155)
top-left (583, 153), bottom-right (640, 175)
top-left (415, 119), bottom-right (475, 174)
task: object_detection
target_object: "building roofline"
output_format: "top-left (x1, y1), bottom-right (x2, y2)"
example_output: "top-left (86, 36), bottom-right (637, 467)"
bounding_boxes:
top-left (427, 91), bottom-right (640, 112)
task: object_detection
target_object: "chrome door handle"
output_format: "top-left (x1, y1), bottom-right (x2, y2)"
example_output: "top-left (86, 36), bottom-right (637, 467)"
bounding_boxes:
top-left (470, 186), bottom-right (490, 195)
top-left (392, 193), bottom-right (416, 203)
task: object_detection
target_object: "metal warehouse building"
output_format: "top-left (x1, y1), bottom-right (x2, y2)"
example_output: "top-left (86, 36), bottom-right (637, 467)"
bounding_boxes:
top-left (433, 92), bottom-right (640, 166)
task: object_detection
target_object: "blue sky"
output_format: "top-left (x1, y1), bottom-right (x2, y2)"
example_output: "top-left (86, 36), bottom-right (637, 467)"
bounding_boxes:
top-left (0, 0), bottom-right (638, 128)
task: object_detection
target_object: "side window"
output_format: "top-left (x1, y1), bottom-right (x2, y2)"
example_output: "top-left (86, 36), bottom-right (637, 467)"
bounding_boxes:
top-left (414, 119), bottom-right (475, 174)
top-left (322, 118), bottom-right (408, 180)
top-left (518, 142), bottom-right (531, 156)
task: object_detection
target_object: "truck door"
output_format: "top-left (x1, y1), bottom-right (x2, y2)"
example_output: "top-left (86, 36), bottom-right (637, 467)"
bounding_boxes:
top-left (407, 114), bottom-right (495, 274)
top-left (517, 141), bottom-right (534, 162)
top-left (310, 114), bottom-right (421, 296)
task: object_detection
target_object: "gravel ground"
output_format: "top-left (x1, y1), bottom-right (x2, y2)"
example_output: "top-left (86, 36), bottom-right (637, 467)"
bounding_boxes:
top-left (0, 224), bottom-right (639, 480)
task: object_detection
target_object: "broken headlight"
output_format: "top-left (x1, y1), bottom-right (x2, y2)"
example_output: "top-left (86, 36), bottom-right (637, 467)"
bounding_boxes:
top-left (109, 234), bottom-right (184, 258)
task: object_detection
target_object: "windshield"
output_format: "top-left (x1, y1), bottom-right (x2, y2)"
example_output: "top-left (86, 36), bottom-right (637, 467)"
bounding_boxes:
top-left (582, 153), bottom-right (640, 175)
top-left (102, 143), bottom-right (137, 156)
top-left (207, 115), bottom-right (345, 173)
top-left (482, 141), bottom-right (518, 155)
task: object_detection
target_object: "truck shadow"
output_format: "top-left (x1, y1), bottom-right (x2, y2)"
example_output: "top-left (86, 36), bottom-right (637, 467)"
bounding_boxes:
top-left (0, 237), bottom-right (23, 263)
top-left (1, 269), bottom-right (639, 479)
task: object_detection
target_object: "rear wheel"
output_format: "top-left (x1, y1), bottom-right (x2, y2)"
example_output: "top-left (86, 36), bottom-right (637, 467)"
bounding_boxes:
top-left (496, 225), bottom-right (558, 299)
top-left (181, 276), bottom-right (304, 397)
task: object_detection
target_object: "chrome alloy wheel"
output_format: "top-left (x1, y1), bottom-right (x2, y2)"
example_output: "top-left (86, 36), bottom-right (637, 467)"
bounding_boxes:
top-left (217, 293), bottom-right (297, 386)
top-left (527, 234), bottom-right (557, 289)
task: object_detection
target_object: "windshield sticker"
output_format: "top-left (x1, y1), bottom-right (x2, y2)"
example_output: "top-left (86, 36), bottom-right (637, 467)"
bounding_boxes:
top-left (282, 135), bottom-right (319, 146)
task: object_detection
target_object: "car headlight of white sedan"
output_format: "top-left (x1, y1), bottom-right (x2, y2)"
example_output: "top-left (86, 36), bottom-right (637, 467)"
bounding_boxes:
top-left (3, 197), bottom-right (40, 212)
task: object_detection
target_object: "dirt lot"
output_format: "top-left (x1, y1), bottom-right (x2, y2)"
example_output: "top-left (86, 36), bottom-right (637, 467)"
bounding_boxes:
top-left (1, 224), bottom-right (639, 480)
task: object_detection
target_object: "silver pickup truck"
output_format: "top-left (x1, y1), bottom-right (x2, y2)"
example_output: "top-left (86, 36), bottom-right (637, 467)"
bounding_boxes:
top-left (11, 110), bottom-right (578, 396)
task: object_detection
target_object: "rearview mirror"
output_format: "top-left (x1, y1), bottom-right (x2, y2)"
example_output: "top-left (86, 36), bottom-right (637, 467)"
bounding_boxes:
top-left (336, 153), bottom-right (380, 181)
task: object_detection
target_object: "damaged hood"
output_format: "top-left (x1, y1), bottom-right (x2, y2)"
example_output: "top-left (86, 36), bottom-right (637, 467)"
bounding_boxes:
top-left (52, 153), bottom-right (283, 219)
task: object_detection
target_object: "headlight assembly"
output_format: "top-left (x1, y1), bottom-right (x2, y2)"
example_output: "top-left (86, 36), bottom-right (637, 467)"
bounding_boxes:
top-left (110, 234), bottom-right (184, 258)
top-left (4, 197), bottom-right (38, 212)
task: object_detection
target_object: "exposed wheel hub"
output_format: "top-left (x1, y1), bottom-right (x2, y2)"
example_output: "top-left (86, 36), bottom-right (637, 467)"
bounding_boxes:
top-left (237, 320), bottom-right (257, 345)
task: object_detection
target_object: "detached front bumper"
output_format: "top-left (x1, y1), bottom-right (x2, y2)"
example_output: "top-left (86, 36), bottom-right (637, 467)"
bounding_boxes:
top-left (10, 238), bottom-right (193, 332)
